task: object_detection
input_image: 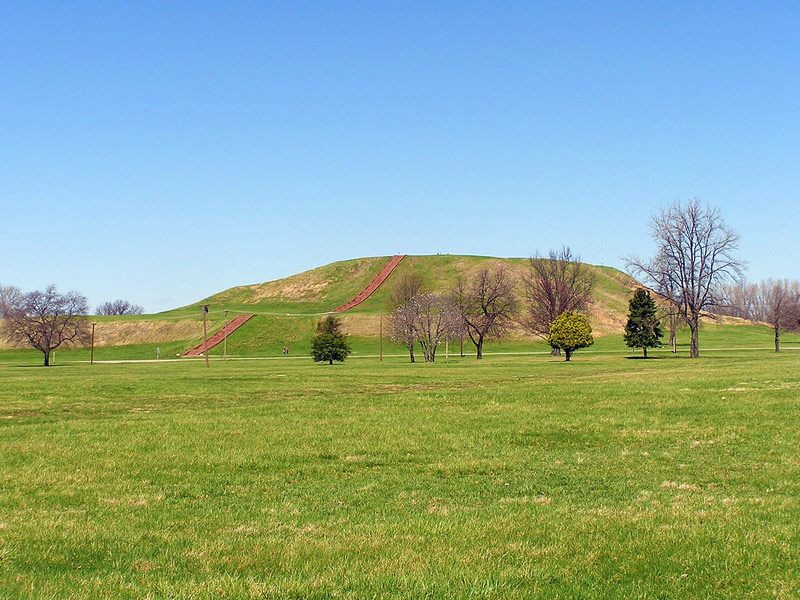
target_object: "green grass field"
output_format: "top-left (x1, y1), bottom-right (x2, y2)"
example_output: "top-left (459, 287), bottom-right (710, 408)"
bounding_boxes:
top-left (14, 321), bottom-right (800, 365)
top-left (1, 335), bottom-right (798, 598)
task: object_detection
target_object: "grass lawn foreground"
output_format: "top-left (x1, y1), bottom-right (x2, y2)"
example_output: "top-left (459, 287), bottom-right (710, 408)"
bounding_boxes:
top-left (1, 347), bottom-right (798, 598)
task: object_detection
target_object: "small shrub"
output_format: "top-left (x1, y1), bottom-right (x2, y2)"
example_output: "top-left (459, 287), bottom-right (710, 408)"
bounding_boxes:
top-left (547, 311), bottom-right (594, 361)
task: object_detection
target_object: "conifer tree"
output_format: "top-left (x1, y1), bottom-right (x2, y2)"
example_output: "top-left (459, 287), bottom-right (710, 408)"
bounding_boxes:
top-left (624, 289), bottom-right (662, 358)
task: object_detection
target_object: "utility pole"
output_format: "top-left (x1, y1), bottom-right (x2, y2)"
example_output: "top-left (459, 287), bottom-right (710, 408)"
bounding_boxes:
top-left (379, 313), bottom-right (383, 362)
top-left (90, 322), bottom-right (95, 365)
top-left (202, 305), bottom-right (209, 368)
top-left (223, 309), bottom-right (229, 361)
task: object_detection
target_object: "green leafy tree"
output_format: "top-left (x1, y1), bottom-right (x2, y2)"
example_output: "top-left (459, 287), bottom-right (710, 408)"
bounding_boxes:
top-left (547, 311), bottom-right (594, 361)
top-left (624, 289), bottom-right (662, 358)
top-left (311, 316), bottom-right (351, 365)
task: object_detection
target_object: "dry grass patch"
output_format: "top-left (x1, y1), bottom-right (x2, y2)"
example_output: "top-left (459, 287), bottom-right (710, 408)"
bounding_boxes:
top-left (92, 320), bottom-right (202, 346)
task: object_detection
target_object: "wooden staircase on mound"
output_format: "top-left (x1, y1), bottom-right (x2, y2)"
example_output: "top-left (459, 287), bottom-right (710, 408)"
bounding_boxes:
top-left (332, 255), bottom-right (406, 312)
top-left (183, 314), bottom-right (255, 357)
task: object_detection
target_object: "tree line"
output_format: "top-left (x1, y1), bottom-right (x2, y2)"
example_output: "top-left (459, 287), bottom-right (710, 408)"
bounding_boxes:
top-left (5, 199), bottom-right (799, 366)
top-left (0, 285), bottom-right (144, 366)
top-left (626, 198), bottom-right (799, 356)
top-left (382, 247), bottom-right (596, 363)
top-left (715, 279), bottom-right (800, 352)
top-left (373, 198), bottom-right (796, 364)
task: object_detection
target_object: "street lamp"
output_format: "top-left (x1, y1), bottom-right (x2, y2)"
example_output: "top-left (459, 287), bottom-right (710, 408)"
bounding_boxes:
top-left (202, 305), bottom-right (209, 368)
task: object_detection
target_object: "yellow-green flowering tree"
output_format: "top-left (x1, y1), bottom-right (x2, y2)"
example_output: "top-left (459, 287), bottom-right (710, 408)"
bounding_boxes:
top-left (547, 311), bottom-right (594, 361)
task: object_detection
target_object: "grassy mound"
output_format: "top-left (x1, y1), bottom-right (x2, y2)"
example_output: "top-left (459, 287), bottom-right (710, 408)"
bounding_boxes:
top-left (1, 255), bottom-right (787, 360)
top-left (140, 255), bottom-right (639, 356)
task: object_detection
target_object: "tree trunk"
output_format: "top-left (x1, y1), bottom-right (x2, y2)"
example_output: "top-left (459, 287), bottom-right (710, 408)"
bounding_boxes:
top-left (689, 316), bottom-right (700, 358)
top-left (419, 341), bottom-right (432, 362)
top-left (43, 350), bottom-right (50, 366)
top-left (564, 349), bottom-right (572, 361)
top-left (551, 346), bottom-right (561, 357)
top-left (329, 359), bottom-right (333, 365)
top-left (476, 336), bottom-right (483, 360)
top-left (669, 314), bottom-right (677, 353)
top-left (775, 325), bottom-right (780, 353)
top-left (643, 347), bottom-right (648, 358)
top-left (408, 345), bottom-right (415, 363)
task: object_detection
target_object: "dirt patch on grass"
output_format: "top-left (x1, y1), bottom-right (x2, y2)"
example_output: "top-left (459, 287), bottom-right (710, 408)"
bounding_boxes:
top-left (251, 279), bottom-right (331, 302)
top-left (0, 320), bottom-right (200, 349)
top-left (93, 320), bottom-right (202, 346)
top-left (243, 258), bottom-right (385, 303)
top-left (588, 302), bottom-right (628, 336)
top-left (337, 314), bottom-right (382, 336)
top-left (246, 277), bottom-right (331, 303)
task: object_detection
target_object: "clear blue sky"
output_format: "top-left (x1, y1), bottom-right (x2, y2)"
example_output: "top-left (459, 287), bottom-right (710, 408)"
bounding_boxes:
top-left (2, 2), bottom-right (798, 313)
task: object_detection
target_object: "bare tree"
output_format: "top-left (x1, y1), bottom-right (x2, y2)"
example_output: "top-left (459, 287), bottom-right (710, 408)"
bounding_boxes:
top-left (755, 279), bottom-right (800, 352)
top-left (388, 303), bottom-right (417, 363)
top-left (3, 285), bottom-right (91, 366)
top-left (387, 272), bottom-right (426, 311)
top-left (0, 284), bottom-right (23, 318)
top-left (96, 299), bottom-right (144, 315)
top-left (410, 293), bottom-right (460, 363)
top-left (715, 278), bottom-right (799, 351)
top-left (522, 246), bottom-right (595, 355)
top-left (716, 281), bottom-right (759, 319)
top-left (389, 293), bottom-right (459, 363)
top-left (451, 264), bottom-right (518, 359)
top-left (627, 199), bottom-right (744, 358)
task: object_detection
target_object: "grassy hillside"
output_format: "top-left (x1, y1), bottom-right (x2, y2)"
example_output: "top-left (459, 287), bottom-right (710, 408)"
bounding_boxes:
top-left (2, 254), bottom-right (789, 360)
top-left (160, 254), bottom-right (638, 331)
top-left (158, 256), bottom-right (396, 318)
top-left (106, 254), bottom-right (636, 356)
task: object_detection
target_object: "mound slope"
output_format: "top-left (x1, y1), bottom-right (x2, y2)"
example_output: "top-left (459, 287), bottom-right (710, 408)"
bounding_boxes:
top-left (164, 255), bottom-right (638, 339)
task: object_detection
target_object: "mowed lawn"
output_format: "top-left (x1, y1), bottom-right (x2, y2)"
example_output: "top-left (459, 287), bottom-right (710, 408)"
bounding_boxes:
top-left (1, 349), bottom-right (798, 598)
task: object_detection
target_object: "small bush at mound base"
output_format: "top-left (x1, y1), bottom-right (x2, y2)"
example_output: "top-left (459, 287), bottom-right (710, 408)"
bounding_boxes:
top-left (311, 316), bottom-right (351, 365)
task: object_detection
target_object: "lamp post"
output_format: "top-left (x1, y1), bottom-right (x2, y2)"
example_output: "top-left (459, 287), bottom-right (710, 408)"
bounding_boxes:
top-left (202, 305), bottom-right (209, 368)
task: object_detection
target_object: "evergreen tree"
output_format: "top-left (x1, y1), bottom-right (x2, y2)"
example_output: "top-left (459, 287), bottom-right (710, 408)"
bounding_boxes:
top-left (547, 311), bottom-right (594, 361)
top-left (624, 289), bottom-right (662, 358)
top-left (311, 316), bottom-right (352, 365)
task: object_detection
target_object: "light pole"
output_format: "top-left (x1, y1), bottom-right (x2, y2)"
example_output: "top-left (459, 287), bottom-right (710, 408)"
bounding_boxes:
top-left (223, 309), bottom-right (229, 361)
top-left (202, 305), bottom-right (209, 368)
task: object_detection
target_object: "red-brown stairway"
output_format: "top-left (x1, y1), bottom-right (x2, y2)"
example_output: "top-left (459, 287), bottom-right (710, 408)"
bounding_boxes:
top-left (183, 314), bottom-right (255, 357)
top-left (332, 255), bottom-right (406, 313)
top-left (183, 255), bottom-right (404, 356)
